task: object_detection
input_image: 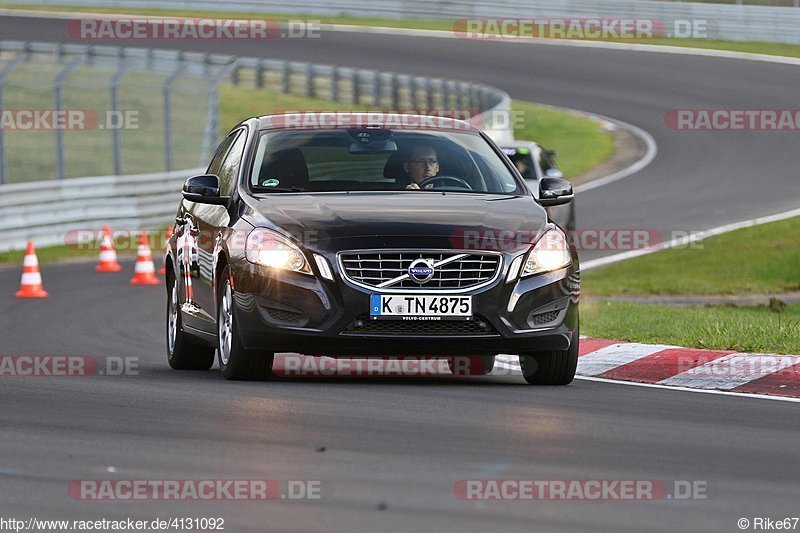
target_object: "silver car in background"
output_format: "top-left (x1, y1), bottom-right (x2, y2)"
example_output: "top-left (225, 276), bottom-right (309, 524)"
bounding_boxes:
top-left (500, 141), bottom-right (575, 233)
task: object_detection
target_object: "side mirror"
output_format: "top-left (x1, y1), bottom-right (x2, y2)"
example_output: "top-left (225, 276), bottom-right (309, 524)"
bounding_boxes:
top-left (539, 176), bottom-right (574, 206)
top-left (182, 175), bottom-right (230, 205)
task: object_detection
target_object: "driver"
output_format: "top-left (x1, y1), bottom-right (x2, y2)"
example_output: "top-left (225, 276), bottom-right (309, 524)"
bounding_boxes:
top-left (402, 145), bottom-right (439, 190)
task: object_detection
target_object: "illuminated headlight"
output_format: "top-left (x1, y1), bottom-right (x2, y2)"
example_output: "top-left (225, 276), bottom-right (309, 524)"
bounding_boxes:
top-left (521, 229), bottom-right (571, 277)
top-left (245, 228), bottom-right (311, 274)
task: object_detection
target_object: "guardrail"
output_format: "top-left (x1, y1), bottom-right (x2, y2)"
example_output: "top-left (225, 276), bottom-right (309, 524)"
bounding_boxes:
top-left (0, 40), bottom-right (512, 251)
top-left (0, 168), bottom-right (201, 252)
top-left (7, 0), bottom-right (800, 43)
top-left (227, 56), bottom-right (512, 143)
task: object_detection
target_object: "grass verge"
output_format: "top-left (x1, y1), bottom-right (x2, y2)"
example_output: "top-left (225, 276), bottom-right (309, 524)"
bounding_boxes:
top-left (583, 216), bottom-right (800, 296)
top-left (582, 300), bottom-right (800, 355)
top-left (511, 101), bottom-right (613, 178)
top-left (5, 4), bottom-right (800, 59)
top-left (582, 216), bottom-right (800, 354)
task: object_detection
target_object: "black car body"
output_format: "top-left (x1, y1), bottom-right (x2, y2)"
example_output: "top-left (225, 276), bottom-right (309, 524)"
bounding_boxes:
top-left (165, 113), bottom-right (580, 384)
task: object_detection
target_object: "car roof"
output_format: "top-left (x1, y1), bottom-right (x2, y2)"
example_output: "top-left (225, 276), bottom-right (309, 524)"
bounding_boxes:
top-left (498, 140), bottom-right (541, 150)
top-left (253, 112), bottom-right (482, 133)
top-left (499, 140), bottom-right (545, 161)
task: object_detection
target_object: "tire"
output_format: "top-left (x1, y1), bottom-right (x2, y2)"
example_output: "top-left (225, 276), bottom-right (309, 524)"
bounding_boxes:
top-left (166, 272), bottom-right (215, 370)
top-left (217, 267), bottom-right (274, 381)
top-left (519, 325), bottom-right (579, 385)
top-left (447, 355), bottom-right (495, 376)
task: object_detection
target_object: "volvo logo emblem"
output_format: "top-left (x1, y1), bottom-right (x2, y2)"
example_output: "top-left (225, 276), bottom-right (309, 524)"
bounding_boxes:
top-left (408, 258), bottom-right (435, 284)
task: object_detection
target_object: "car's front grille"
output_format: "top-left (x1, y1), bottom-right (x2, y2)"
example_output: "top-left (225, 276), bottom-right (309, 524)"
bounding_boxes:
top-left (338, 251), bottom-right (501, 291)
top-left (342, 315), bottom-right (498, 336)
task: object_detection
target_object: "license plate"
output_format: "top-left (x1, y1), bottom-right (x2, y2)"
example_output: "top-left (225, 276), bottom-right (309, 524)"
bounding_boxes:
top-left (370, 294), bottom-right (472, 321)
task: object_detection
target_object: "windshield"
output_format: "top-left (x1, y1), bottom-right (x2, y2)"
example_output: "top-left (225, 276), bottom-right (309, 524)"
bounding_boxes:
top-left (249, 129), bottom-right (524, 195)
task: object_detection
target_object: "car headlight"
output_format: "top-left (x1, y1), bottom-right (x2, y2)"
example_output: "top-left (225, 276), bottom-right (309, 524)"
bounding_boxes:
top-left (521, 229), bottom-right (571, 277)
top-left (245, 228), bottom-right (311, 274)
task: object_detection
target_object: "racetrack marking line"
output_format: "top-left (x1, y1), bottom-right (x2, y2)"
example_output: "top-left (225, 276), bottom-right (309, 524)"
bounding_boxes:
top-left (659, 353), bottom-right (800, 390)
top-left (576, 340), bottom-right (800, 399)
top-left (575, 342), bottom-right (676, 376)
top-left (499, 342), bottom-right (800, 401)
top-left (575, 375), bottom-right (800, 404)
top-left (581, 206), bottom-right (800, 271)
top-left (494, 354), bottom-right (520, 368)
top-left (572, 115), bottom-right (657, 195)
top-left (494, 359), bottom-right (800, 403)
top-left (517, 102), bottom-right (658, 194)
top-left (494, 360), bottom-right (518, 370)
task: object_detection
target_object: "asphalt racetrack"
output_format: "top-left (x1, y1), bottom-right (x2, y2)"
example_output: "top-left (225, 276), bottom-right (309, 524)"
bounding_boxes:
top-left (1, 14), bottom-right (799, 532)
top-left (2, 260), bottom-right (799, 532)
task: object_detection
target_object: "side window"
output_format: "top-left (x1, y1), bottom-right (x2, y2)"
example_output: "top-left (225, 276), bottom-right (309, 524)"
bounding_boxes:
top-left (217, 130), bottom-right (247, 196)
top-left (510, 153), bottom-right (535, 180)
top-left (206, 133), bottom-right (238, 177)
top-left (539, 152), bottom-right (554, 174)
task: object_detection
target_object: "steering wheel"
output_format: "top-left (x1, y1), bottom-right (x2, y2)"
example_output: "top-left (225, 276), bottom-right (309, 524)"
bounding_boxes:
top-left (418, 175), bottom-right (473, 191)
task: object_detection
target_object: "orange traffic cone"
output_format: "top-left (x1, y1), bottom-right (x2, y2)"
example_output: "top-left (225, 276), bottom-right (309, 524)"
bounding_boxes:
top-left (95, 226), bottom-right (122, 272)
top-left (130, 233), bottom-right (160, 285)
top-left (15, 241), bottom-right (49, 298)
top-left (157, 226), bottom-right (173, 276)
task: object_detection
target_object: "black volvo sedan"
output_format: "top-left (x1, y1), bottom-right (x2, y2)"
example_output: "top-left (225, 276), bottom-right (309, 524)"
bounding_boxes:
top-left (165, 113), bottom-right (580, 384)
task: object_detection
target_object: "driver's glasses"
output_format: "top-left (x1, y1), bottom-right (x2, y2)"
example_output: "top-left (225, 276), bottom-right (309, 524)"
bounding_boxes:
top-left (409, 158), bottom-right (439, 167)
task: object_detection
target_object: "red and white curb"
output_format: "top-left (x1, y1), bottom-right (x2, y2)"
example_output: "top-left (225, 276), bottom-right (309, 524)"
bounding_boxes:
top-left (496, 337), bottom-right (800, 399)
top-left (270, 338), bottom-right (800, 400)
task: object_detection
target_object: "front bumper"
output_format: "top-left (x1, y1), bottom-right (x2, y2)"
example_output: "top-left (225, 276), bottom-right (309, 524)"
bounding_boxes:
top-left (230, 252), bottom-right (580, 356)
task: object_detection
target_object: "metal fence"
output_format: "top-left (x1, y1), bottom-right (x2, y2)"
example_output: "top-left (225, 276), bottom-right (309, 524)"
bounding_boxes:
top-left (0, 40), bottom-right (510, 185)
top-left (0, 40), bottom-right (511, 250)
top-left (227, 57), bottom-right (511, 142)
top-left (0, 41), bottom-right (232, 184)
top-left (8, 0), bottom-right (800, 43)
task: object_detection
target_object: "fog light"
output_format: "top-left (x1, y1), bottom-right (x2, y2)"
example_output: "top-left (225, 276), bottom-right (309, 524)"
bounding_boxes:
top-left (527, 309), bottom-right (561, 328)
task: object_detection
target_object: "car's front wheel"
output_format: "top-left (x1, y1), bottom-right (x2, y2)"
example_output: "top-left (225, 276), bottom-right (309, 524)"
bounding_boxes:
top-left (447, 355), bottom-right (495, 376)
top-left (217, 267), bottom-right (274, 381)
top-left (519, 325), bottom-right (579, 385)
top-left (166, 273), bottom-right (215, 370)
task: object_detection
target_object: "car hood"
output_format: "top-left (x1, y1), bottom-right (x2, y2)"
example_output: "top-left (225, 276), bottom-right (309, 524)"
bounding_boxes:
top-left (240, 192), bottom-right (549, 251)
